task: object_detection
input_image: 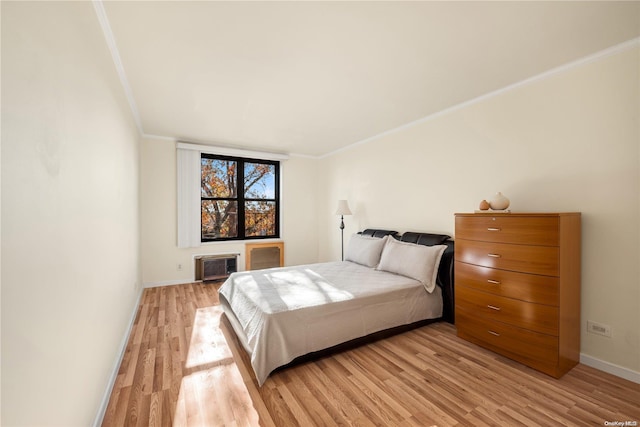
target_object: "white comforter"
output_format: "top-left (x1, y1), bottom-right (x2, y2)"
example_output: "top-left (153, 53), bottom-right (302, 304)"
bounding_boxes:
top-left (219, 261), bottom-right (442, 385)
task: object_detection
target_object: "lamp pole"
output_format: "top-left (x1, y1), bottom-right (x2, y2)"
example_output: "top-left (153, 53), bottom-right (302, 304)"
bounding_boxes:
top-left (340, 214), bottom-right (346, 261)
top-left (335, 200), bottom-right (352, 261)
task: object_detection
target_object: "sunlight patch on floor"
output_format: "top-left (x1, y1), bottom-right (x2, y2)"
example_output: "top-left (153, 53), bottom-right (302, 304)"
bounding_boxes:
top-left (175, 304), bottom-right (261, 426)
top-left (185, 305), bottom-right (232, 369)
top-left (173, 364), bottom-right (260, 426)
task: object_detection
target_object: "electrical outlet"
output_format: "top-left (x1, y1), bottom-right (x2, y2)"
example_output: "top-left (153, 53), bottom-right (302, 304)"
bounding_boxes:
top-left (177, 263), bottom-right (183, 271)
top-left (587, 320), bottom-right (611, 337)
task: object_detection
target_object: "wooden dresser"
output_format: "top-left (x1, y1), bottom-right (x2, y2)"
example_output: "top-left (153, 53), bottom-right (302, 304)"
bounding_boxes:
top-left (454, 212), bottom-right (581, 378)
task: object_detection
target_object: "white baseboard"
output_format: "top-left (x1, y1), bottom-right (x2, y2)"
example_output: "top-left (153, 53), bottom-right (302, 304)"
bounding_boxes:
top-left (580, 353), bottom-right (640, 384)
top-left (143, 279), bottom-right (198, 288)
top-left (92, 287), bottom-right (144, 427)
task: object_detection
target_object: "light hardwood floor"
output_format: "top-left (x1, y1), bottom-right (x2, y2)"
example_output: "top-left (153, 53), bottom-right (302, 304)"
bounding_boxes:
top-left (102, 282), bottom-right (640, 426)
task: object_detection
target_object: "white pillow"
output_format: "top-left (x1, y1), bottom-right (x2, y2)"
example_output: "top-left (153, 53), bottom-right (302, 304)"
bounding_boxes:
top-left (377, 238), bottom-right (446, 293)
top-left (344, 234), bottom-right (388, 268)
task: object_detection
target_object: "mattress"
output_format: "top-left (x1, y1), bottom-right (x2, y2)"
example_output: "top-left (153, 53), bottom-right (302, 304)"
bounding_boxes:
top-left (219, 260), bottom-right (443, 385)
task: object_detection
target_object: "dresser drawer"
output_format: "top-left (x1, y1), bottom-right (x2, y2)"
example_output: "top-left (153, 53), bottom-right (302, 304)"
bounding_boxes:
top-left (455, 215), bottom-right (559, 246)
top-left (455, 261), bottom-right (559, 305)
top-left (456, 285), bottom-right (559, 335)
top-left (456, 310), bottom-right (559, 368)
top-left (456, 240), bottom-right (559, 276)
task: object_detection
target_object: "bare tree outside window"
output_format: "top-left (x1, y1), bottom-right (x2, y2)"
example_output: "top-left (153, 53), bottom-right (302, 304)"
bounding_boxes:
top-left (201, 155), bottom-right (279, 241)
top-left (244, 162), bottom-right (276, 237)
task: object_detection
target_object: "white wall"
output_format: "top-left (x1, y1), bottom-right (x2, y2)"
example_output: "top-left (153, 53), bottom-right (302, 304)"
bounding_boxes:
top-left (319, 45), bottom-right (640, 375)
top-left (1, 2), bottom-right (141, 425)
top-left (140, 137), bottom-right (319, 285)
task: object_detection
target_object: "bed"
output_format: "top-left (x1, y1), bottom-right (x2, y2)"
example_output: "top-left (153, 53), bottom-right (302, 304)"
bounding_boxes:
top-left (219, 229), bottom-right (455, 386)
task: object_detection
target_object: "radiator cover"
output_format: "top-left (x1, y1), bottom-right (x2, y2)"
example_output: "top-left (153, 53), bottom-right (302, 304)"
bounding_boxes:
top-left (245, 242), bottom-right (284, 270)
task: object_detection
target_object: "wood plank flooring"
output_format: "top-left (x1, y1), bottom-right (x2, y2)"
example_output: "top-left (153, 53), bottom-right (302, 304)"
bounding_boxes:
top-left (102, 282), bottom-right (640, 426)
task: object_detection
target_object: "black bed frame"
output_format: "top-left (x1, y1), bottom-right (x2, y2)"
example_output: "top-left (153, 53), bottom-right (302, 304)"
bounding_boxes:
top-left (273, 228), bottom-right (455, 372)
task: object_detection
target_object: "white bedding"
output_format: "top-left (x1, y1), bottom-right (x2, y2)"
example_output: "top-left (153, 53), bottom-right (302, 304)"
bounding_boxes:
top-left (219, 260), bottom-right (443, 385)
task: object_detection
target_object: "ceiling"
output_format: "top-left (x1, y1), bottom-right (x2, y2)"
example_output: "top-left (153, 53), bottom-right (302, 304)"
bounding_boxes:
top-left (100, 1), bottom-right (640, 157)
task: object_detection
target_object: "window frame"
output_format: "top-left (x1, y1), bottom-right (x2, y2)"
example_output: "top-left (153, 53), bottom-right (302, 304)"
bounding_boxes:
top-left (200, 153), bottom-right (280, 242)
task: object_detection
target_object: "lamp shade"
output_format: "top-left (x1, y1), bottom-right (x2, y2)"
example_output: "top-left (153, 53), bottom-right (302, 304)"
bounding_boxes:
top-left (335, 200), bottom-right (352, 216)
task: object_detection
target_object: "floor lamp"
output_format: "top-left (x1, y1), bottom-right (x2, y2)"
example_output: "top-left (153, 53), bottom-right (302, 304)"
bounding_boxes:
top-left (335, 200), bottom-right (352, 261)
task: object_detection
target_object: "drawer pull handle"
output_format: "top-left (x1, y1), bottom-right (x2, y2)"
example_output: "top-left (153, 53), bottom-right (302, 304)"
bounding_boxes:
top-left (487, 305), bottom-right (501, 311)
top-left (487, 279), bottom-right (501, 285)
top-left (487, 253), bottom-right (501, 258)
top-left (488, 330), bottom-right (500, 337)
top-left (487, 227), bottom-right (501, 231)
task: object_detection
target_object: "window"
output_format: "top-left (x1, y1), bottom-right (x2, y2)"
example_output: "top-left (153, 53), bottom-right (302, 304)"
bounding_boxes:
top-left (200, 154), bottom-right (279, 242)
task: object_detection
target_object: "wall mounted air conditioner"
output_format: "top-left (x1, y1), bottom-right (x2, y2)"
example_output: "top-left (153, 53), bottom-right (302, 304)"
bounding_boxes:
top-left (194, 254), bottom-right (238, 282)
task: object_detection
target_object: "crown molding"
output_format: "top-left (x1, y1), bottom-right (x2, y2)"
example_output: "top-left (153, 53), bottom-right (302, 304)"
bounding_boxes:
top-left (319, 36), bottom-right (640, 160)
top-left (93, 0), bottom-right (144, 135)
top-left (92, 3), bottom-right (638, 161)
top-left (142, 133), bottom-right (177, 142)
